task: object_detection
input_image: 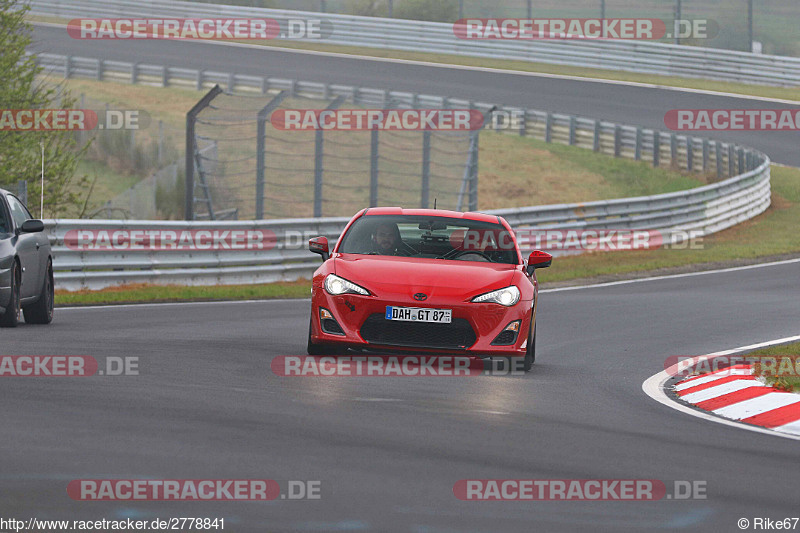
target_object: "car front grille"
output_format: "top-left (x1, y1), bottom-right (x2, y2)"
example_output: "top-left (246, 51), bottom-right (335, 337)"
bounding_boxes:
top-left (359, 314), bottom-right (477, 350)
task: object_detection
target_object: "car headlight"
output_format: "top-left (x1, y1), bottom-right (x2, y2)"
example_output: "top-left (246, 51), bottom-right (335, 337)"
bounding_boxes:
top-left (324, 274), bottom-right (370, 296)
top-left (471, 285), bottom-right (520, 306)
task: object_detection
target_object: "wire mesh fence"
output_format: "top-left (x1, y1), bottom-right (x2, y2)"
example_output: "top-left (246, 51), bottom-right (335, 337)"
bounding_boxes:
top-left (190, 89), bottom-right (475, 220)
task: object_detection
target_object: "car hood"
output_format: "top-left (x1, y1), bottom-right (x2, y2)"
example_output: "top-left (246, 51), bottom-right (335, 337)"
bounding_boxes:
top-left (333, 254), bottom-right (517, 300)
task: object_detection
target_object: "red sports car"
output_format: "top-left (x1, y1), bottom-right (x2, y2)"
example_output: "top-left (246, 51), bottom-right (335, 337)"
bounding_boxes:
top-left (306, 208), bottom-right (552, 371)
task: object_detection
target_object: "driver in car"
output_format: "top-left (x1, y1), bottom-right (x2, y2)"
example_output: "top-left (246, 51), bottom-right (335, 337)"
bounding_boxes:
top-left (371, 222), bottom-right (411, 256)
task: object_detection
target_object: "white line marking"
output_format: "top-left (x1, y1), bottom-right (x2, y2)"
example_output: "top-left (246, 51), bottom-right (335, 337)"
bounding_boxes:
top-left (643, 335), bottom-right (800, 441)
top-left (30, 21), bottom-right (800, 105)
top-left (680, 380), bottom-right (763, 404)
top-left (713, 393), bottom-right (800, 419)
top-left (542, 257), bottom-right (800, 293)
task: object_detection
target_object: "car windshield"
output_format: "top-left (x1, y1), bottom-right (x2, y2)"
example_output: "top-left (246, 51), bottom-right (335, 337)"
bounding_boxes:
top-left (337, 214), bottom-right (519, 264)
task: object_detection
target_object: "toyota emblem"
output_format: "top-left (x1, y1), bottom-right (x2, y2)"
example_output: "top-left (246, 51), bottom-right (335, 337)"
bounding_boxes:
top-left (413, 293), bottom-right (428, 301)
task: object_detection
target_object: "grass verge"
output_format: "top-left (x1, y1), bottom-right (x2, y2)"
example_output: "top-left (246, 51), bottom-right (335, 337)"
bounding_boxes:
top-left (56, 280), bottom-right (311, 306)
top-left (748, 342), bottom-right (800, 392)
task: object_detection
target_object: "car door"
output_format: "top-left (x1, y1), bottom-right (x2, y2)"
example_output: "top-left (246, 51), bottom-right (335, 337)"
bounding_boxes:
top-left (6, 194), bottom-right (41, 299)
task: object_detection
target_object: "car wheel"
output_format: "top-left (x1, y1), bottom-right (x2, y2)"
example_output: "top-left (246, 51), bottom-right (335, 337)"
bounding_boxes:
top-left (0, 261), bottom-right (21, 328)
top-left (307, 317), bottom-right (346, 356)
top-left (23, 260), bottom-right (54, 325)
top-left (523, 323), bottom-right (536, 372)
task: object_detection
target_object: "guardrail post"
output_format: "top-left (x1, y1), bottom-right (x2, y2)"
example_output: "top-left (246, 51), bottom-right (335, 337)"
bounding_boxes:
top-left (613, 125), bottom-right (621, 157)
top-left (738, 147), bottom-right (745, 174)
top-left (652, 131), bottom-right (660, 167)
top-left (96, 58), bottom-right (103, 81)
top-left (314, 95), bottom-right (345, 217)
top-left (702, 139), bottom-right (709, 171)
top-left (519, 111), bottom-right (527, 137)
top-left (64, 55), bottom-right (71, 79)
top-left (545, 113), bottom-right (552, 143)
top-left (196, 70), bottom-right (203, 91)
top-left (670, 133), bottom-right (677, 166)
top-left (592, 120), bottom-right (600, 152)
top-left (185, 85), bottom-right (223, 221)
top-left (370, 126), bottom-right (380, 207)
top-left (131, 62), bottom-right (138, 84)
top-left (686, 137), bottom-right (693, 172)
top-left (728, 144), bottom-right (735, 177)
top-left (715, 142), bottom-right (722, 179)
top-left (255, 90), bottom-right (289, 219)
top-left (161, 65), bottom-right (168, 87)
top-left (634, 127), bottom-right (642, 160)
top-left (421, 130), bottom-right (431, 208)
top-left (568, 116), bottom-right (576, 145)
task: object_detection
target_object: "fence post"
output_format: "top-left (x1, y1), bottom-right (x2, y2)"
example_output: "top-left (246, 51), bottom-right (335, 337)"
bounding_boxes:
top-left (592, 120), bottom-right (600, 152)
top-left (370, 127), bottom-right (380, 207)
top-left (652, 130), bottom-right (660, 167)
top-left (715, 142), bottom-right (722, 179)
top-left (613, 125), bottom-right (621, 157)
top-left (738, 148), bottom-right (745, 173)
top-left (185, 85), bottom-right (223, 221)
top-left (421, 130), bottom-right (431, 208)
top-left (702, 138), bottom-right (709, 171)
top-left (314, 95), bottom-right (345, 218)
top-left (255, 91), bottom-right (289, 219)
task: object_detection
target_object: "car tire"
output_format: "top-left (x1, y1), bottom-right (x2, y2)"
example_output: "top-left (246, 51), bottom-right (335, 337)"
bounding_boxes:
top-left (307, 318), bottom-right (347, 356)
top-left (523, 322), bottom-right (536, 372)
top-left (0, 260), bottom-right (21, 328)
top-left (23, 260), bottom-right (54, 325)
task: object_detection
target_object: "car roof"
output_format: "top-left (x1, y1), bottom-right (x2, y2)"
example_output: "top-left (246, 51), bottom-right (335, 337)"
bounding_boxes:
top-left (364, 207), bottom-right (500, 224)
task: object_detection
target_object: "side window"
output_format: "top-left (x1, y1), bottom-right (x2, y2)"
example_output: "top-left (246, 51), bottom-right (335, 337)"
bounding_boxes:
top-left (7, 195), bottom-right (31, 230)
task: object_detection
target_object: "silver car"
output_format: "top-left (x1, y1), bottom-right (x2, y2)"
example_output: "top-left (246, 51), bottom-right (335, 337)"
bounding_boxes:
top-left (0, 188), bottom-right (53, 327)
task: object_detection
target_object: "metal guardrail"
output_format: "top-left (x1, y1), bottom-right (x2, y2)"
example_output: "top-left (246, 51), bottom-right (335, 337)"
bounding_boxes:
top-left (47, 155), bottom-right (769, 291)
top-left (28, 0), bottom-right (800, 87)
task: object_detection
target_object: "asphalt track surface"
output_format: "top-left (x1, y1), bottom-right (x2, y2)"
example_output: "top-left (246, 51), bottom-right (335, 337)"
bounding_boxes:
top-left (31, 24), bottom-right (800, 166)
top-left (7, 23), bottom-right (799, 532)
top-left (2, 261), bottom-right (800, 532)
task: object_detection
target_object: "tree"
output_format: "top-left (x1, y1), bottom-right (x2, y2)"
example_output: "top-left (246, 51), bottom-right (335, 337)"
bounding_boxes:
top-left (0, 0), bottom-right (90, 217)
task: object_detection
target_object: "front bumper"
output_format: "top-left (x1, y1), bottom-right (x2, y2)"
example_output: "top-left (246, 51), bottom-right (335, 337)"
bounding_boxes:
top-left (310, 287), bottom-right (533, 357)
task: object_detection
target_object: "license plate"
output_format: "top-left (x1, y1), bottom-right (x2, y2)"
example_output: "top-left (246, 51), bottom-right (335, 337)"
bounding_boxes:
top-left (385, 306), bottom-right (452, 324)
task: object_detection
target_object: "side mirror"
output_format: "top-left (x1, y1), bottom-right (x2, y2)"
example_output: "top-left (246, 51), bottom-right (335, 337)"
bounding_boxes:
top-left (309, 236), bottom-right (330, 261)
top-left (20, 219), bottom-right (44, 233)
top-left (526, 250), bottom-right (552, 276)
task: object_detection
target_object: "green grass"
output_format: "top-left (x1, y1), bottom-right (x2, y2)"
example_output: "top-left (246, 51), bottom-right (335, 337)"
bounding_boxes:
top-left (747, 342), bottom-right (800, 392)
top-left (55, 280), bottom-right (311, 306)
top-left (28, 16), bottom-right (800, 103)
